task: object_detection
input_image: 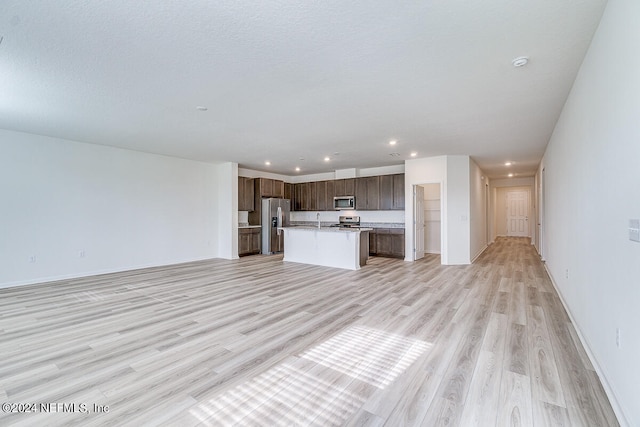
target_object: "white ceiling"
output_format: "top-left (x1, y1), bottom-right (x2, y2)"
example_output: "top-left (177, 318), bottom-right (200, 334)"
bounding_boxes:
top-left (0, 0), bottom-right (607, 178)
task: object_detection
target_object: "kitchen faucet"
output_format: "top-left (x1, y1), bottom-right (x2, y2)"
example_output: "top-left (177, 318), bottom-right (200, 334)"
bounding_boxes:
top-left (317, 212), bottom-right (321, 228)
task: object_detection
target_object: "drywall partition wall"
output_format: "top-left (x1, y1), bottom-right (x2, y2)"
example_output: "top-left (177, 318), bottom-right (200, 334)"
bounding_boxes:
top-left (404, 156), bottom-right (448, 263)
top-left (534, 171), bottom-right (542, 253)
top-left (217, 162), bottom-right (239, 260)
top-left (357, 164), bottom-right (405, 177)
top-left (239, 165), bottom-right (404, 184)
top-left (446, 156), bottom-right (471, 264)
top-left (238, 168), bottom-right (292, 182)
top-left (405, 155), bottom-right (475, 265)
top-left (542, 0), bottom-right (639, 424)
top-left (469, 158), bottom-right (487, 261)
top-left (0, 130), bottom-right (219, 288)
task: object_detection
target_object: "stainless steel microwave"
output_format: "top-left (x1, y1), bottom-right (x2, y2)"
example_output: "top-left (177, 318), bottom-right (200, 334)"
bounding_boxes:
top-left (334, 196), bottom-right (355, 210)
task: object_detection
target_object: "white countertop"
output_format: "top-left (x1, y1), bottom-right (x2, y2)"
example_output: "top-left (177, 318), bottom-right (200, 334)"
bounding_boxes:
top-left (283, 226), bottom-right (373, 232)
top-left (238, 225), bottom-right (261, 229)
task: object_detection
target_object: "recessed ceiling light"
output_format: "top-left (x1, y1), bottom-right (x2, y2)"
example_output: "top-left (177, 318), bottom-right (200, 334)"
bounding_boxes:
top-left (265, 161), bottom-right (271, 166)
top-left (505, 161), bottom-right (512, 166)
top-left (299, 157), bottom-right (305, 161)
top-left (333, 152), bottom-right (340, 156)
top-left (295, 167), bottom-right (301, 172)
top-left (324, 156), bottom-right (330, 162)
top-left (508, 173), bottom-right (514, 177)
top-left (389, 140), bottom-right (397, 145)
top-left (196, 106), bottom-right (208, 111)
top-left (410, 152), bottom-right (417, 157)
top-left (389, 153), bottom-right (400, 157)
top-left (512, 56), bottom-right (529, 67)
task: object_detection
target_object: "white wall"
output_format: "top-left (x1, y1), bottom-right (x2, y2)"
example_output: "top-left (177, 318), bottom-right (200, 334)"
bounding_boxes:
top-left (0, 130), bottom-right (230, 288)
top-left (469, 158), bottom-right (487, 261)
top-left (357, 164), bottom-right (405, 177)
top-left (217, 162), bottom-right (239, 260)
top-left (238, 168), bottom-right (291, 182)
top-left (405, 155), bottom-right (488, 265)
top-left (446, 156), bottom-right (471, 264)
top-left (541, 0), bottom-right (639, 424)
top-left (240, 164), bottom-right (406, 184)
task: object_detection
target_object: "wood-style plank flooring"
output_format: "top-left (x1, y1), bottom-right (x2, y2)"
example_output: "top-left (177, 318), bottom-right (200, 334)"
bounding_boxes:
top-left (0, 237), bottom-right (619, 426)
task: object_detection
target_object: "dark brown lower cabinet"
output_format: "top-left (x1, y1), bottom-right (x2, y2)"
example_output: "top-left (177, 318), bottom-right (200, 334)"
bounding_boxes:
top-left (369, 229), bottom-right (377, 254)
top-left (369, 228), bottom-right (405, 258)
top-left (239, 228), bottom-right (261, 256)
top-left (390, 228), bottom-right (405, 258)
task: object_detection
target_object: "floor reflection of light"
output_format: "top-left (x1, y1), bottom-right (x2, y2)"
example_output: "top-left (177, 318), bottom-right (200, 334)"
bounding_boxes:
top-left (191, 326), bottom-right (431, 426)
top-left (300, 326), bottom-right (431, 389)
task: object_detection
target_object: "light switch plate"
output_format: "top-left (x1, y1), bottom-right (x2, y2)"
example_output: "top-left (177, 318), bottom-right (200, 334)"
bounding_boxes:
top-left (629, 219), bottom-right (640, 242)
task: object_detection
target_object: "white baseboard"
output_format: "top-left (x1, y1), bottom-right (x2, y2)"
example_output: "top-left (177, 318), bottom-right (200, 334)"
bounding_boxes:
top-left (543, 264), bottom-right (630, 427)
top-left (0, 256), bottom-right (218, 290)
top-left (471, 244), bottom-right (488, 263)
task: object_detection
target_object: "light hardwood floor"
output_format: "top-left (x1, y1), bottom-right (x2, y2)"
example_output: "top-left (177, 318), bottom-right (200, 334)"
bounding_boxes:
top-left (0, 237), bottom-right (619, 426)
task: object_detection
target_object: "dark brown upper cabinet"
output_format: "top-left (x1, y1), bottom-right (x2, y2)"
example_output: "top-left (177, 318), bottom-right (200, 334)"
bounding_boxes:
top-left (355, 178), bottom-right (367, 210)
top-left (285, 173), bottom-right (403, 211)
top-left (257, 178), bottom-right (285, 198)
top-left (392, 173), bottom-right (405, 209)
top-left (334, 179), bottom-right (345, 198)
top-left (273, 180), bottom-right (284, 198)
top-left (284, 182), bottom-right (293, 203)
top-left (297, 182), bottom-right (312, 211)
top-left (378, 174), bottom-right (405, 210)
top-left (307, 181), bottom-right (317, 211)
top-left (326, 180), bottom-right (335, 208)
top-left (344, 178), bottom-right (355, 196)
top-left (356, 176), bottom-right (380, 210)
top-left (293, 183), bottom-right (303, 211)
top-left (334, 178), bottom-right (355, 197)
top-left (238, 177), bottom-right (255, 211)
top-left (316, 180), bottom-right (328, 211)
top-left (379, 175), bottom-right (394, 210)
top-left (366, 176), bottom-right (380, 210)
top-left (259, 178), bottom-right (273, 197)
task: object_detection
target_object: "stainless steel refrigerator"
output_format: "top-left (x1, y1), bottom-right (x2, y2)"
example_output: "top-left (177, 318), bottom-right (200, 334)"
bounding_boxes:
top-left (261, 198), bottom-right (290, 254)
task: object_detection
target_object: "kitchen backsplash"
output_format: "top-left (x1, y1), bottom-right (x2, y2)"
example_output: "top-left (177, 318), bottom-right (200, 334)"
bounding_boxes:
top-left (239, 209), bottom-right (404, 227)
top-left (238, 210), bottom-right (249, 226)
top-left (290, 210), bottom-right (404, 224)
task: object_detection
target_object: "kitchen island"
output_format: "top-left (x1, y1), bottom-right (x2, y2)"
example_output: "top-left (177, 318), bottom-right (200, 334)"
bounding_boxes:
top-left (280, 226), bottom-right (371, 270)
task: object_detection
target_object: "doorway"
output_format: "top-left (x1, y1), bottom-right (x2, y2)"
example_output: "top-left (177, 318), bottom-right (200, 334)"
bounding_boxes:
top-left (506, 190), bottom-right (529, 237)
top-left (539, 167), bottom-right (546, 260)
top-left (413, 183), bottom-right (442, 260)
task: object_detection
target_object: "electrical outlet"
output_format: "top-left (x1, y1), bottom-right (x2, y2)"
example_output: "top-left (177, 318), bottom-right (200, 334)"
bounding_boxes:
top-left (79, 250), bottom-right (86, 258)
top-left (565, 269), bottom-right (569, 279)
top-left (616, 328), bottom-right (621, 348)
top-left (29, 255), bottom-right (36, 263)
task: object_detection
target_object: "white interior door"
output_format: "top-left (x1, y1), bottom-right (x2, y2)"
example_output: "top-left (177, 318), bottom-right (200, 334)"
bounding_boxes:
top-left (506, 190), bottom-right (529, 237)
top-left (414, 185), bottom-right (425, 260)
